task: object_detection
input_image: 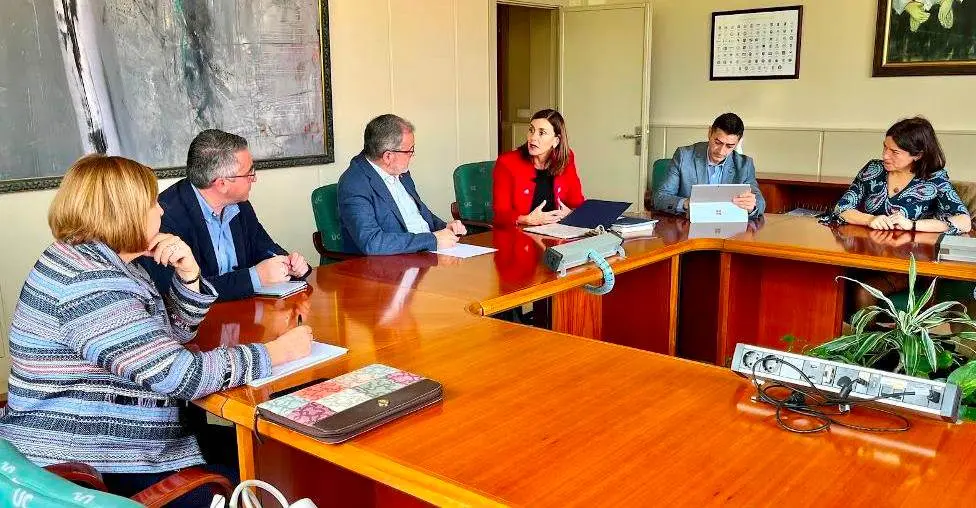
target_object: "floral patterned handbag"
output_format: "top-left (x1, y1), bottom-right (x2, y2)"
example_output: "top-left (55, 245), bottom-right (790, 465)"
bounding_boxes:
top-left (256, 364), bottom-right (443, 443)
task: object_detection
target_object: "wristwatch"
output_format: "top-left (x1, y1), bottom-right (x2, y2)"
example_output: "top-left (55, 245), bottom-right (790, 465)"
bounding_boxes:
top-left (911, 220), bottom-right (917, 231)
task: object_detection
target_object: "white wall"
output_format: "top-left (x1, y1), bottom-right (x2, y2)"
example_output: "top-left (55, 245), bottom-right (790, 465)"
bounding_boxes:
top-left (645, 0), bottom-right (976, 180)
top-left (0, 0), bottom-right (568, 392)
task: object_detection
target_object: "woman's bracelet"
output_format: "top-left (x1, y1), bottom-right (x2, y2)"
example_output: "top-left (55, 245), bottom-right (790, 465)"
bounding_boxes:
top-left (176, 272), bottom-right (200, 285)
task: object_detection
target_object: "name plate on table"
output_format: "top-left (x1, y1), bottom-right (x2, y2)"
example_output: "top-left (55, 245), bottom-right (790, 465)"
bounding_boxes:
top-left (689, 184), bottom-right (749, 223)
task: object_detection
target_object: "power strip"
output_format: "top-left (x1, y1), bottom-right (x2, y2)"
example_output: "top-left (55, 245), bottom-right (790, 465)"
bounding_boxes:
top-left (729, 343), bottom-right (961, 422)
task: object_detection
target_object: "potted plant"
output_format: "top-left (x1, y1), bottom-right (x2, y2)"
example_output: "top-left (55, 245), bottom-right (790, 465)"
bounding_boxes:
top-left (804, 255), bottom-right (976, 419)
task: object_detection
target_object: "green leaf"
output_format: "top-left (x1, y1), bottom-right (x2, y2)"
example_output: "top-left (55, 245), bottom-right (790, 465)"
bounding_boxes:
top-left (781, 334), bottom-right (796, 352)
top-left (808, 334), bottom-right (862, 356)
top-left (907, 255), bottom-right (917, 312)
top-left (851, 308), bottom-right (883, 334)
top-left (903, 334), bottom-right (923, 376)
top-left (948, 361), bottom-right (976, 399)
top-left (960, 405), bottom-right (976, 422)
top-left (919, 327), bottom-right (938, 374)
top-left (915, 301), bottom-right (966, 326)
top-left (937, 350), bottom-right (955, 370)
top-left (911, 277), bottom-right (938, 316)
top-left (837, 275), bottom-right (898, 315)
top-left (850, 332), bottom-right (886, 365)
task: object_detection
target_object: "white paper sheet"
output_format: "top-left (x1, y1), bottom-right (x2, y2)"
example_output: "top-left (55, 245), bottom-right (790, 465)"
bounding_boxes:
top-left (247, 341), bottom-right (348, 387)
top-left (433, 243), bottom-right (497, 258)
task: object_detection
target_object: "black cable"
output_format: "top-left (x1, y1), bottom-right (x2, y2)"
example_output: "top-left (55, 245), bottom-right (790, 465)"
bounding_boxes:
top-left (749, 355), bottom-right (911, 434)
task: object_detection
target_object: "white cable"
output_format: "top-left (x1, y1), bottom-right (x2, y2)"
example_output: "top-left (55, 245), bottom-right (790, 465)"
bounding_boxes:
top-left (228, 479), bottom-right (290, 508)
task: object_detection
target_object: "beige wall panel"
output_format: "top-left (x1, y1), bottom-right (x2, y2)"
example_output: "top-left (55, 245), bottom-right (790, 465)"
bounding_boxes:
top-left (941, 134), bottom-right (976, 184)
top-left (648, 126), bottom-right (667, 160)
top-left (820, 131), bottom-right (882, 178)
top-left (390, 0), bottom-right (460, 219)
top-left (0, 189), bottom-right (59, 392)
top-left (325, 0), bottom-right (394, 183)
top-left (663, 127), bottom-right (707, 158)
top-left (247, 166), bottom-right (321, 263)
top-left (457, 0), bottom-right (495, 163)
top-left (745, 130), bottom-right (820, 176)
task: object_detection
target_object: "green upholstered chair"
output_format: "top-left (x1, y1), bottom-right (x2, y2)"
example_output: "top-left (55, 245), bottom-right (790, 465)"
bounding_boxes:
top-left (644, 158), bottom-right (671, 210)
top-left (0, 438), bottom-right (233, 507)
top-left (450, 161), bottom-right (495, 232)
top-left (311, 184), bottom-right (359, 265)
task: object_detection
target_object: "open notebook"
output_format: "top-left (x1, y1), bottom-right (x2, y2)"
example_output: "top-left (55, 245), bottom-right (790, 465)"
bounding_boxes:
top-left (248, 341), bottom-right (348, 388)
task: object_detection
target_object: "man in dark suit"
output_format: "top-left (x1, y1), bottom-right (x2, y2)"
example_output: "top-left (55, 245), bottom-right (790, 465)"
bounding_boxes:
top-left (338, 114), bottom-right (465, 255)
top-left (139, 129), bottom-right (311, 301)
top-left (652, 112), bottom-right (765, 217)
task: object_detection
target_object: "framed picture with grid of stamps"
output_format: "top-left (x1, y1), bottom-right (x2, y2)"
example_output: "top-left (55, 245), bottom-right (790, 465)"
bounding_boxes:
top-left (710, 6), bottom-right (803, 81)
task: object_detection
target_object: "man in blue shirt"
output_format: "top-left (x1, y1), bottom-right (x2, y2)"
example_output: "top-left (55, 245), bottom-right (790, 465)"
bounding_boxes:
top-left (652, 113), bottom-right (765, 217)
top-left (140, 129), bottom-right (311, 301)
top-left (338, 114), bottom-right (466, 255)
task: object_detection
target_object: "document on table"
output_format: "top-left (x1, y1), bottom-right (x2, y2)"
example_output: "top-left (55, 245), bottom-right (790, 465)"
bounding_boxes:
top-left (254, 280), bottom-right (308, 298)
top-left (247, 342), bottom-right (348, 387)
top-left (433, 243), bottom-right (497, 258)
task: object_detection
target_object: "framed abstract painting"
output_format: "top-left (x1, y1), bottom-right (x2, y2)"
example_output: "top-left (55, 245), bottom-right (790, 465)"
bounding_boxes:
top-left (874, 0), bottom-right (976, 76)
top-left (0, 0), bottom-right (334, 193)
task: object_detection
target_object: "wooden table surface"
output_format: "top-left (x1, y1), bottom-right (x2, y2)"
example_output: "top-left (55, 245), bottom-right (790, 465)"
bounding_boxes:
top-left (195, 215), bottom-right (976, 507)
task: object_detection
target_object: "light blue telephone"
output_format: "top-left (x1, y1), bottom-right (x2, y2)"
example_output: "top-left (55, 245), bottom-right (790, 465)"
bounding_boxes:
top-left (543, 232), bottom-right (625, 295)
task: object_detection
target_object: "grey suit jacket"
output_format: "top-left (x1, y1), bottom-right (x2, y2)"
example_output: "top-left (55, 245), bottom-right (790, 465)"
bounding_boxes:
top-left (652, 141), bottom-right (765, 217)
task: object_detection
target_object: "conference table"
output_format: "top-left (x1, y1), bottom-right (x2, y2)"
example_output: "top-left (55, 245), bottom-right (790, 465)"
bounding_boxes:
top-left (194, 214), bottom-right (976, 507)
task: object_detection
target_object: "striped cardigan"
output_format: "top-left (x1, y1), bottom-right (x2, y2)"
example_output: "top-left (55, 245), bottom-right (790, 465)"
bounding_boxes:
top-left (0, 241), bottom-right (271, 473)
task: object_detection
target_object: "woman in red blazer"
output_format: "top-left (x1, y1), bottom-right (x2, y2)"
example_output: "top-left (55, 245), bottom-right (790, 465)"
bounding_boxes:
top-left (493, 109), bottom-right (585, 227)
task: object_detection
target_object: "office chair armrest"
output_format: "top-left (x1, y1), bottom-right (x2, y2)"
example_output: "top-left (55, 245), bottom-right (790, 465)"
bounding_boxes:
top-left (131, 467), bottom-right (233, 508)
top-left (460, 219), bottom-right (493, 230)
top-left (44, 462), bottom-right (107, 491)
top-left (451, 202), bottom-right (461, 221)
top-left (313, 231), bottom-right (360, 262)
top-left (312, 231), bottom-right (328, 257)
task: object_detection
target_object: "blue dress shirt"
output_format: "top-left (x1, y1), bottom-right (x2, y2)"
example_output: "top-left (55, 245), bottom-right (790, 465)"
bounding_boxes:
top-left (191, 187), bottom-right (263, 290)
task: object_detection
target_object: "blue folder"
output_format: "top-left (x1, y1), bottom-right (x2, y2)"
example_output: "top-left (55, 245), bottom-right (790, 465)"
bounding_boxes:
top-left (560, 199), bottom-right (632, 229)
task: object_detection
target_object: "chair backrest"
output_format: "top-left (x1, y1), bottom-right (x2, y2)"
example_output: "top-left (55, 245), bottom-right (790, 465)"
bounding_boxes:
top-left (0, 439), bottom-right (141, 507)
top-left (311, 184), bottom-right (344, 253)
top-left (453, 161), bottom-right (495, 222)
top-left (951, 180), bottom-right (976, 217)
top-left (649, 158), bottom-right (670, 195)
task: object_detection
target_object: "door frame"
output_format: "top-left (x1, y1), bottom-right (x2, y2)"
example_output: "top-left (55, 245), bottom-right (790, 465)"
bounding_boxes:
top-left (491, 0), bottom-right (561, 156)
top-left (558, 2), bottom-right (653, 208)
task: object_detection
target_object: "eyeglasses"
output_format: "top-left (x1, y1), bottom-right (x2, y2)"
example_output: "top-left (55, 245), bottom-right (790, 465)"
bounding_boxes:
top-left (387, 147), bottom-right (416, 156)
top-left (219, 169), bottom-right (257, 181)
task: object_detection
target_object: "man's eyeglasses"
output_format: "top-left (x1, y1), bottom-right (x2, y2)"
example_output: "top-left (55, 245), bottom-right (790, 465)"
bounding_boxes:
top-left (219, 169), bottom-right (257, 181)
top-left (388, 147), bottom-right (416, 155)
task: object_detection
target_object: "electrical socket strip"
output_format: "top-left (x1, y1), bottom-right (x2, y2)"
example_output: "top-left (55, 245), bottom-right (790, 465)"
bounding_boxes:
top-left (730, 343), bottom-right (961, 422)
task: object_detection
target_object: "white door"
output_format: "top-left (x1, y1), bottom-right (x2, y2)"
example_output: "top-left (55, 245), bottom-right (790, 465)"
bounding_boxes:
top-left (560, 4), bottom-right (651, 209)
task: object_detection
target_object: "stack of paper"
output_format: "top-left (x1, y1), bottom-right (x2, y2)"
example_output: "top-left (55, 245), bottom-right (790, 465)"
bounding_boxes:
top-left (433, 243), bottom-right (497, 258)
top-left (611, 216), bottom-right (657, 235)
top-left (254, 280), bottom-right (308, 298)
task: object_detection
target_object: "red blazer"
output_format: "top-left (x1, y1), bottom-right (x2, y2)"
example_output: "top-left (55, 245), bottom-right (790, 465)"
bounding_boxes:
top-left (492, 149), bottom-right (585, 226)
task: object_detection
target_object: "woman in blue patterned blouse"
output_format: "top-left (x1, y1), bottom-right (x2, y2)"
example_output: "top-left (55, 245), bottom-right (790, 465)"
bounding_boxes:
top-left (831, 117), bottom-right (971, 235)
top-left (0, 155), bottom-right (312, 502)
top-left (829, 117), bottom-right (972, 311)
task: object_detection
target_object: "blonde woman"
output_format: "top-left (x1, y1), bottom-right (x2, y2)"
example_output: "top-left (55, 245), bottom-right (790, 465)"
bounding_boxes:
top-left (0, 155), bottom-right (311, 503)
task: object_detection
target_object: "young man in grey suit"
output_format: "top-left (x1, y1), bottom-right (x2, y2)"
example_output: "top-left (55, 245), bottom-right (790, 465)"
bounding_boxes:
top-left (653, 113), bottom-right (765, 217)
